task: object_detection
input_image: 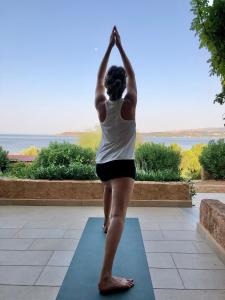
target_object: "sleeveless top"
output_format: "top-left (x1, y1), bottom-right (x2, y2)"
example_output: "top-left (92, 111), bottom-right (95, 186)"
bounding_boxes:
top-left (95, 98), bottom-right (136, 164)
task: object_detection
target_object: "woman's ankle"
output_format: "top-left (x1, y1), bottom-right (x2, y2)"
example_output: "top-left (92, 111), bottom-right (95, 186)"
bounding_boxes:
top-left (99, 272), bottom-right (112, 281)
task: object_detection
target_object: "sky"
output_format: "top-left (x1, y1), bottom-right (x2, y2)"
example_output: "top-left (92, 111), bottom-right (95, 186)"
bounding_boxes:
top-left (0, 0), bottom-right (224, 134)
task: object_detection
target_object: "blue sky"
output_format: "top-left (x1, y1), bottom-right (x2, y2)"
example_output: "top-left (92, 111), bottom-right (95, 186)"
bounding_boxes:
top-left (0, 0), bottom-right (223, 134)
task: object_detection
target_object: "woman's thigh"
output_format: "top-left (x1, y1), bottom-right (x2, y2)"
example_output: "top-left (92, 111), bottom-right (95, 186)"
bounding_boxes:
top-left (110, 177), bottom-right (135, 218)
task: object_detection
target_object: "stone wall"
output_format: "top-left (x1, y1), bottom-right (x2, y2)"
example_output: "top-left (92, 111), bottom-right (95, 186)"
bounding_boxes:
top-left (0, 178), bottom-right (192, 207)
top-left (200, 199), bottom-right (225, 251)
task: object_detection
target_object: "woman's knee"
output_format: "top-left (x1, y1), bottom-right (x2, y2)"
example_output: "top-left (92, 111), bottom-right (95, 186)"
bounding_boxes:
top-left (103, 181), bottom-right (112, 191)
top-left (110, 213), bottom-right (125, 223)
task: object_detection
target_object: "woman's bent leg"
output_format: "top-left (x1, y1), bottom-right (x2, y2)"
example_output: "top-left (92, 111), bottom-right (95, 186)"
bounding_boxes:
top-left (98, 177), bottom-right (135, 293)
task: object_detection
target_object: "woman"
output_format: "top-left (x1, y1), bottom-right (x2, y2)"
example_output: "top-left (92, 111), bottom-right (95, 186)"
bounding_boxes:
top-left (95, 26), bottom-right (137, 294)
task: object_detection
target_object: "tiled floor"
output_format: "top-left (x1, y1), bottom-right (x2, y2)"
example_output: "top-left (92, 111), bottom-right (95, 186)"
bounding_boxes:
top-left (0, 193), bottom-right (225, 300)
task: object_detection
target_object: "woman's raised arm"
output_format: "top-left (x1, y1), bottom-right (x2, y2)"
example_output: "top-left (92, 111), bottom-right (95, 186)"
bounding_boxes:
top-left (114, 26), bottom-right (137, 107)
top-left (95, 27), bottom-right (115, 110)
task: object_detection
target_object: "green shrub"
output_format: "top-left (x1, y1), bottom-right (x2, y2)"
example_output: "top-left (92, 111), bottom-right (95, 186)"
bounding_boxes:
top-left (34, 141), bottom-right (96, 168)
top-left (136, 169), bottom-right (182, 181)
top-left (135, 142), bottom-right (181, 174)
top-left (199, 138), bottom-right (225, 179)
top-left (4, 162), bottom-right (29, 178)
top-left (0, 146), bottom-right (10, 173)
top-left (27, 162), bottom-right (97, 180)
top-left (5, 161), bottom-right (97, 180)
top-left (179, 144), bottom-right (206, 180)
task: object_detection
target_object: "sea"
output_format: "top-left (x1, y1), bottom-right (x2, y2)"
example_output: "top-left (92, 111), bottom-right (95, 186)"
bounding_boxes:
top-left (0, 134), bottom-right (223, 154)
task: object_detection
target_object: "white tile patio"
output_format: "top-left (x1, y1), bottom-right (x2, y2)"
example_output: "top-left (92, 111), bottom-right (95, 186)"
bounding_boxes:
top-left (0, 192), bottom-right (224, 300)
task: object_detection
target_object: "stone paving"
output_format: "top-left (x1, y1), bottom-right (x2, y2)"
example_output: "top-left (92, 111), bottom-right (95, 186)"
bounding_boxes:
top-left (0, 193), bottom-right (225, 300)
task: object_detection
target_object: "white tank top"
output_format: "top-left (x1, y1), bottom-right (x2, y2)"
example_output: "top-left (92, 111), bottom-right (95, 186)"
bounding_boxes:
top-left (96, 98), bottom-right (136, 163)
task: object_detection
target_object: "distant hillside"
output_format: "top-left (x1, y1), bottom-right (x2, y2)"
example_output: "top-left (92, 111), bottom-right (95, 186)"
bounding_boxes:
top-left (56, 131), bottom-right (86, 136)
top-left (57, 127), bottom-right (225, 138)
top-left (141, 127), bottom-right (225, 137)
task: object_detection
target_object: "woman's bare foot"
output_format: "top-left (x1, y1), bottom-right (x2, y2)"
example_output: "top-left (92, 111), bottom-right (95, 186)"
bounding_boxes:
top-left (102, 219), bottom-right (110, 233)
top-left (98, 276), bottom-right (134, 294)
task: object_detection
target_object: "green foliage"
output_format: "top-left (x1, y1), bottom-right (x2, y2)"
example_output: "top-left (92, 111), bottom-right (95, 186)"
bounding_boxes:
top-left (199, 138), bottom-right (225, 179)
top-left (0, 146), bottom-right (10, 173)
top-left (180, 143), bottom-right (206, 180)
top-left (34, 141), bottom-right (95, 168)
top-left (169, 143), bottom-right (183, 153)
top-left (78, 125), bottom-right (102, 150)
top-left (5, 161), bottom-right (97, 180)
top-left (190, 0), bottom-right (225, 104)
top-left (135, 142), bottom-right (181, 174)
top-left (184, 178), bottom-right (197, 199)
top-left (20, 145), bottom-right (40, 156)
top-left (26, 163), bottom-right (97, 180)
top-left (136, 169), bottom-right (182, 181)
top-left (4, 162), bottom-right (29, 178)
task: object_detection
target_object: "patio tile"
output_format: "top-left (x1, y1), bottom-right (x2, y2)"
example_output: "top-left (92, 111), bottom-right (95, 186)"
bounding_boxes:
top-left (159, 222), bottom-right (197, 230)
top-left (139, 221), bottom-right (161, 230)
top-left (0, 219), bottom-right (27, 228)
top-left (0, 265), bottom-right (43, 285)
top-left (179, 269), bottom-right (225, 289)
top-left (63, 229), bottom-right (83, 239)
top-left (146, 253), bottom-right (176, 268)
top-left (0, 228), bottom-right (19, 238)
top-left (22, 220), bottom-right (70, 229)
top-left (154, 289), bottom-right (225, 300)
top-left (172, 253), bottom-right (225, 269)
top-left (13, 228), bottom-right (66, 238)
top-left (144, 241), bottom-right (198, 253)
top-left (193, 241), bottom-right (214, 253)
top-left (0, 250), bottom-right (53, 265)
top-left (0, 238), bottom-right (34, 250)
top-left (69, 220), bottom-right (89, 229)
top-left (47, 251), bottom-right (74, 266)
top-left (149, 268), bottom-right (184, 289)
top-left (162, 230), bottom-right (205, 241)
top-left (141, 230), bottom-right (164, 241)
top-left (0, 285), bottom-right (59, 300)
top-left (35, 266), bottom-right (68, 286)
top-left (29, 238), bottom-right (79, 251)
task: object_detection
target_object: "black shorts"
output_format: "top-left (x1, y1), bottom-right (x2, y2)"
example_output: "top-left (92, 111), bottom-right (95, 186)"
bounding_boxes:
top-left (95, 159), bottom-right (136, 182)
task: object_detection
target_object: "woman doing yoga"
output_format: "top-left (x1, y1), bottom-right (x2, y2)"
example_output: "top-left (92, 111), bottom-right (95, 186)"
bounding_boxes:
top-left (95, 26), bottom-right (137, 294)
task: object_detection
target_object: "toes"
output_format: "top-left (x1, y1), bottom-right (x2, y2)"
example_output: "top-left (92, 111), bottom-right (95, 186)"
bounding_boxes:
top-left (129, 281), bottom-right (134, 287)
top-left (127, 281), bottom-right (134, 287)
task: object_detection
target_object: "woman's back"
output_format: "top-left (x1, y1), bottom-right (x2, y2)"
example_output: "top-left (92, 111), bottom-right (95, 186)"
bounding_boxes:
top-left (96, 98), bottom-right (136, 164)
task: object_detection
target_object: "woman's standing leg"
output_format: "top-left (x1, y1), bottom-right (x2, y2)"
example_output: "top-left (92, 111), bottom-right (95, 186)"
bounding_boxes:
top-left (98, 177), bottom-right (135, 293)
top-left (102, 182), bottom-right (112, 233)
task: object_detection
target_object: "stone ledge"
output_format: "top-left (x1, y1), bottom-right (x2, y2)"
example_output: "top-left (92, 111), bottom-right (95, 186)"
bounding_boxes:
top-left (199, 199), bottom-right (225, 252)
top-left (197, 222), bottom-right (225, 265)
top-left (0, 198), bottom-right (192, 207)
top-left (193, 180), bottom-right (225, 193)
top-left (0, 178), bottom-right (191, 207)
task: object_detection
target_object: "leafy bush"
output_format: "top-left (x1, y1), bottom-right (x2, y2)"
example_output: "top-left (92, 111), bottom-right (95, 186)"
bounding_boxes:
top-left (0, 146), bottom-right (10, 173)
top-left (136, 169), bottom-right (182, 181)
top-left (5, 161), bottom-right (97, 180)
top-left (135, 142), bottom-right (181, 174)
top-left (34, 141), bottom-right (95, 168)
top-left (180, 144), bottom-right (206, 180)
top-left (20, 145), bottom-right (40, 156)
top-left (78, 125), bottom-right (102, 150)
top-left (4, 162), bottom-right (29, 178)
top-left (199, 138), bottom-right (225, 179)
top-left (27, 162), bottom-right (97, 180)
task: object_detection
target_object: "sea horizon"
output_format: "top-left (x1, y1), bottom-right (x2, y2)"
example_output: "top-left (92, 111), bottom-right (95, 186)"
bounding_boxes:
top-left (0, 133), bottom-right (223, 154)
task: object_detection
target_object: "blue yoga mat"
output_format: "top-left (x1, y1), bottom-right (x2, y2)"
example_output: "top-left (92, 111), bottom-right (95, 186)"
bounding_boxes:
top-left (56, 217), bottom-right (155, 299)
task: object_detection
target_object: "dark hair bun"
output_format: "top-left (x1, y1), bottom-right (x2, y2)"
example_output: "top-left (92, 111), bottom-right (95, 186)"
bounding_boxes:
top-left (104, 66), bottom-right (126, 100)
